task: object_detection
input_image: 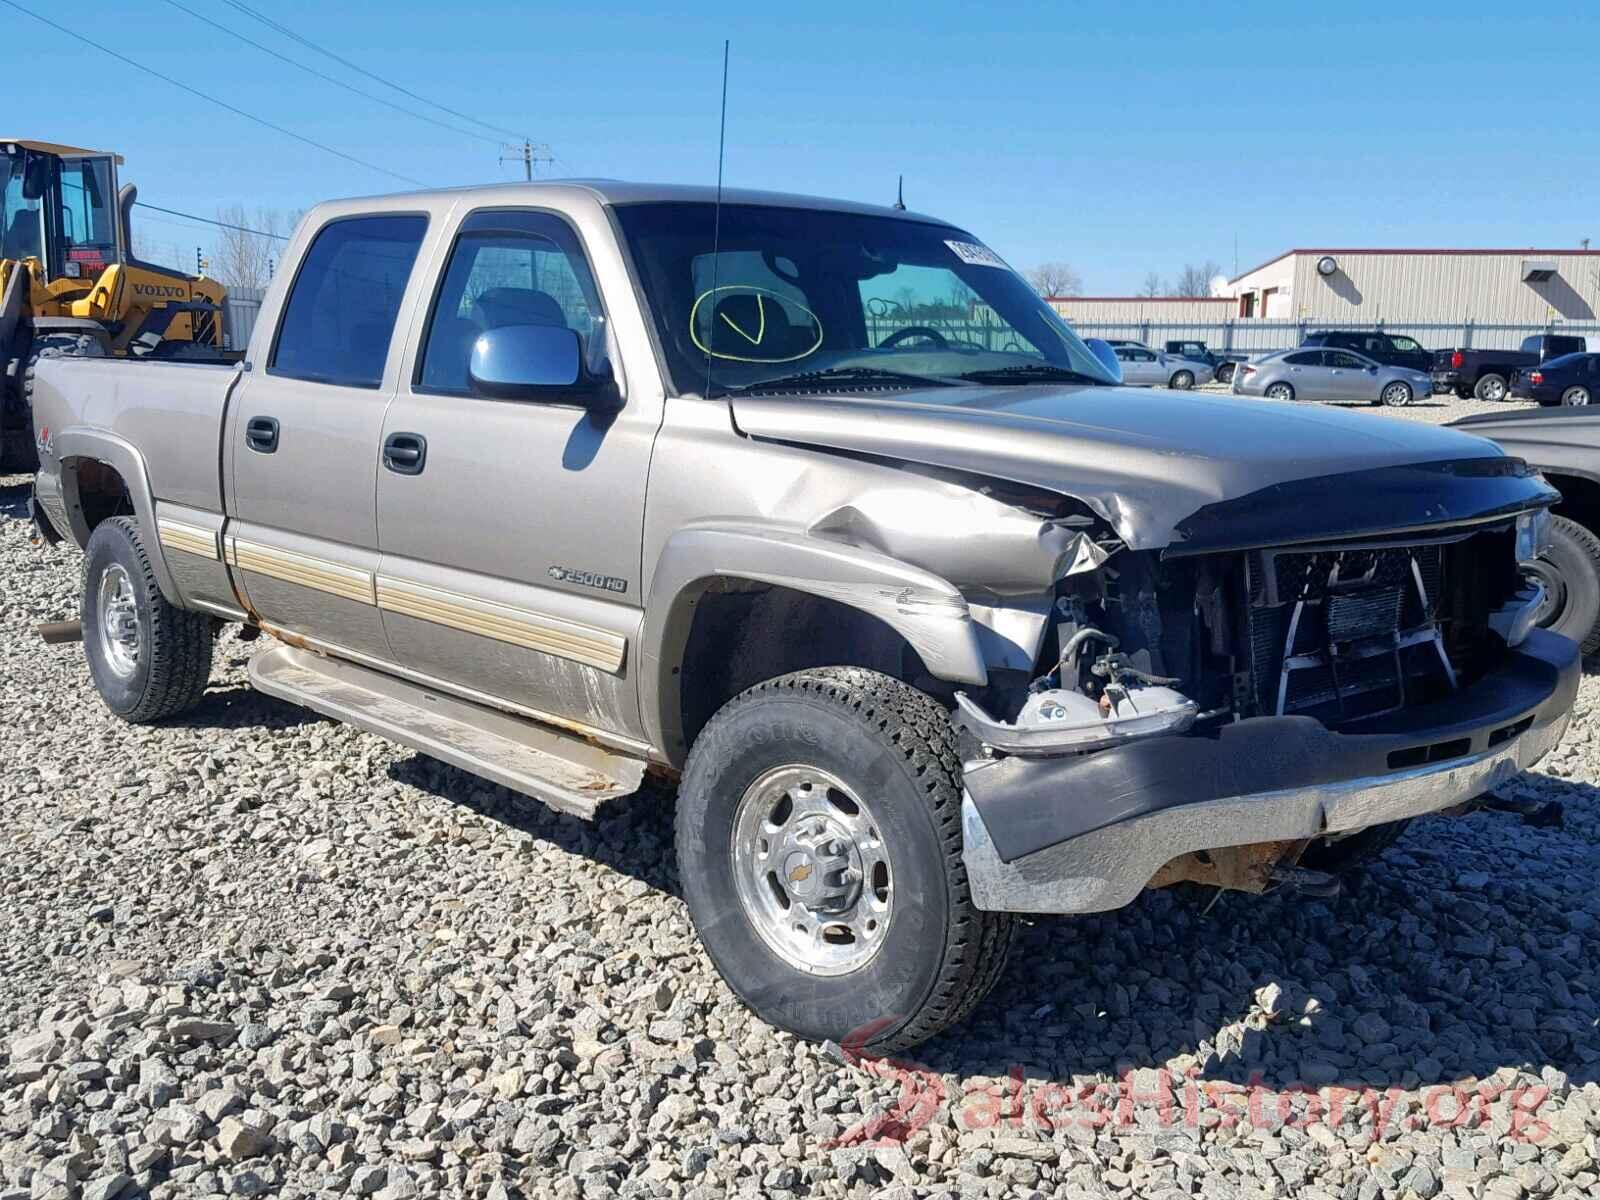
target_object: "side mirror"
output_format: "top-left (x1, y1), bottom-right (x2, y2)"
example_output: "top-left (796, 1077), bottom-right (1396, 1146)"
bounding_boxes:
top-left (20, 151), bottom-right (50, 201)
top-left (1083, 338), bottom-right (1124, 384)
top-left (468, 324), bottom-right (613, 408)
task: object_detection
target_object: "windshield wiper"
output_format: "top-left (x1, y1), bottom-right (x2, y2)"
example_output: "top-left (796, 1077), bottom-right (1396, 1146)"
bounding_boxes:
top-left (728, 366), bottom-right (954, 395)
top-left (954, 364), bottom-right (1108, 386)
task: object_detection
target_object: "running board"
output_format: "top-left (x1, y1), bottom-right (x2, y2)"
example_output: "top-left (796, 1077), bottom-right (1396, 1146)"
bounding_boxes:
top-left (248, 643), bottom-right (646, 819)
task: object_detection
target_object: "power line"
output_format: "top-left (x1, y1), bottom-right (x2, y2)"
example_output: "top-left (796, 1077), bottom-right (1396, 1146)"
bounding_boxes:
top-left (133, 202), bottom-right (289, 241)
top-left (219, 0), bottom-right (528, 143)
top-left (1, 0), bottom-right (427, 189)
top-left (157, 0), bottom-right (500, 148)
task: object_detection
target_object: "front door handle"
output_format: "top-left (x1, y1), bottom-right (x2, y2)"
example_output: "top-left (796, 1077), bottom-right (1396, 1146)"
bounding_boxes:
top-left (245, 415), bottom-right (279, 453)
top-left (383, 432), bottom-right (427, 475)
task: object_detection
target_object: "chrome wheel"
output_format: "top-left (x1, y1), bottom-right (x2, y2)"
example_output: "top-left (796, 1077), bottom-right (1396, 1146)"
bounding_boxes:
top-left (731, 764), bottom-right (891, 976)
top-left (1524, 558), bottom-right (1567, 629)
top-left (96, 563), bottom-right (141, 678)
top-left (1478, 375), bottom-right (1507, 402)
top-left (1265, 383), bottom-right (1294, 401)
top-left (1563, 387), bottom-right (1592, 407)
top-left (1381, 382), bottom-right (1412, 407)
top-left (1170, 370), bottom-right (1194, 390)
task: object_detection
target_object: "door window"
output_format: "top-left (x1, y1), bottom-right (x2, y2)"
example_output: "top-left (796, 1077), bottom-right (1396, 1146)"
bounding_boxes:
top-left (1325, 351), bottom-right (1367, 369)
top-left (269, 214), bottom-right (429, 389)
top-left (417, 209), bottom-right (603, 393)
top-left (1284, 351), bottom-right (1322, 366)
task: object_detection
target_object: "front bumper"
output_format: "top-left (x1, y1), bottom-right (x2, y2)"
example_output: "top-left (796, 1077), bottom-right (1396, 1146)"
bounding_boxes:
top-left (961, 629), bottom-right (1578, 914)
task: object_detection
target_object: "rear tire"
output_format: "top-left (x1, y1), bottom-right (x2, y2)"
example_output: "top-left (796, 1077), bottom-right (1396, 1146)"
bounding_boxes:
top-left (1264, 382), bottom-right (1295, 401)
top-left (83, 516), bottom-right (214, 722)
top-left (1561, 386), bottom-right (1592, 407)
top-left (1474, 373), bottom-right (1508, 402)
top-left (676, 667), bottom-right (1014, 1054)
top-left (1525, 515), bottom-right (1600, 655)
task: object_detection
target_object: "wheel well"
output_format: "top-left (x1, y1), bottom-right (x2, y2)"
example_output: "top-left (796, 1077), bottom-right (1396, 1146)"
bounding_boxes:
top-left (677, 580), bottom-right (938, 751)
top-left (1544, 472), bottom-right (1600, 534)
top-left (65, 458), bottom-right (133, 538)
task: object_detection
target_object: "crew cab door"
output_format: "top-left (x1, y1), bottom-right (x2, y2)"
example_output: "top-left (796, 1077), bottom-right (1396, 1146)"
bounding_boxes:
top-left (224, 213), bottom-right (431, 661)
top-left (373, 206), bottom-right (654, 742)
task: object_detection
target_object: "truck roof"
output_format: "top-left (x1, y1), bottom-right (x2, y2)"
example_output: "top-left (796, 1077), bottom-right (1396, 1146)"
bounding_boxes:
top-left (314, 179), bottom-right (954, 226)
top-left (2, 138), bottom-right (124, 163)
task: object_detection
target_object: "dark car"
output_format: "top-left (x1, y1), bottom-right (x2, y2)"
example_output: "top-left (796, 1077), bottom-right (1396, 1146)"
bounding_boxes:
top-left (1301, 330), bottom-right (1432, 373)
top-left (1508, 351), bottom-right (1599, 407)
top-left (1451, 406), bottom-right (1600, 653)
top-left (1164, 339), bottom-right (1249, 384)
top-left (1432, 334), bottom-right (1588, 402)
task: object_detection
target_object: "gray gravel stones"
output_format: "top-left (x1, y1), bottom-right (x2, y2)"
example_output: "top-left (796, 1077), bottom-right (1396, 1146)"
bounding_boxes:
top-left (2, 422), bottom-right (1597, 1200)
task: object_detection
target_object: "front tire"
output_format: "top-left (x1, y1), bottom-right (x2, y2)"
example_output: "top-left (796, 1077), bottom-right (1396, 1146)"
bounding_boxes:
top-left (1475, 373), bottom-right (1508, 402)
top-left (1524, 515), bottom-right (1600, 655)
top-left (1562, 386), bottom-right (1592, 407)
top-left (1169, 370), bottom-right (1195, 390)
top-left (1379, 381), bottom-right (1413, 407)
top-left (83, 517), bottom-right (214, 722)
top-left (676, 668), bottom-right (1013, 1054)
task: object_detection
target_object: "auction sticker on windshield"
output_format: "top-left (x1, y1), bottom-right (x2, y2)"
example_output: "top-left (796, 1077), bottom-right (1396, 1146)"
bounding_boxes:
top-left (945, 240), bottom-right (1007, 268)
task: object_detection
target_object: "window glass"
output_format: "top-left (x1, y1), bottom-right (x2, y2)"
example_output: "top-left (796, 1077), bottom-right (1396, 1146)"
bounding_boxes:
top-left (1326, 351), bottom-right (1366, 368)
top-left (270, 214), bottom-right (428, 389)
top-left (1388, 336), bottom-right (1421, 353)
top-left (418, 209), bottom-right (602, 393)
top-left (57, 157), bottom-right (116, 273)
top-left (613, 201), bottom-right (1115, 395)
top-left (0, 151), bottom-right (41, 261)
top-left (1285, 351), bottom-right (1322, 366)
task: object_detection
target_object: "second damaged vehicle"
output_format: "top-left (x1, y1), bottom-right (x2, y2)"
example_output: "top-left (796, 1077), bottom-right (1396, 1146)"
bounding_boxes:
top-left (30, 183), bottom-right (1577, 1053)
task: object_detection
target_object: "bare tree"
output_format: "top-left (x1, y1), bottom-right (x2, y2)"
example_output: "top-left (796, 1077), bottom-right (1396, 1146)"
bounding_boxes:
top-left (1171, 260), bottom-right (1224, 298)
top-left (1140, 271), bottom-right (1165, 297)
top-left (1025, 261), bottom-right (1083, 299)
top-left (212, 206), bottom-right (292, 291)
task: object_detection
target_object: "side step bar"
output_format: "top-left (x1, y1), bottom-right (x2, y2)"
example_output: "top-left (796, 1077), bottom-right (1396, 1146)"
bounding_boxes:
top-left (248, 643), bottom-right (646, 819)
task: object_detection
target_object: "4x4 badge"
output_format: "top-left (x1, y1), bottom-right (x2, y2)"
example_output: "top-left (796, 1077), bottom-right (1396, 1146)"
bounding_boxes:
top-left (548, 565), bottom-right (627, 594)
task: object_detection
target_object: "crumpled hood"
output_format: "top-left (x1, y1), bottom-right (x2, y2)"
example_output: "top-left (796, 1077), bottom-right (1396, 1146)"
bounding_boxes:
top-left (731, 384), bottom-right (1541, 550)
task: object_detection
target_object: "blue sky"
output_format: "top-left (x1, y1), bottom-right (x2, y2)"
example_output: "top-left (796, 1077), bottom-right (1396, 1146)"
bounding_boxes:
top-left (8, 1), bottom-right (1596, 291)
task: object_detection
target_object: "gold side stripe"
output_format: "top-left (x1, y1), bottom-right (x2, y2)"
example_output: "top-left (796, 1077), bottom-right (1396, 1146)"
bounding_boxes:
top-left (157, 519), bottom-right (220, 561)
top-left (376, 576), bottom-right (626, 674)
top-left (225, 537), bottom-right (376, 606)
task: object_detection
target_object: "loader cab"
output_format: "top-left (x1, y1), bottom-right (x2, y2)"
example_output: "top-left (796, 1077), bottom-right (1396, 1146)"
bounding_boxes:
top-left (1, 139), bottom-right (124, 284)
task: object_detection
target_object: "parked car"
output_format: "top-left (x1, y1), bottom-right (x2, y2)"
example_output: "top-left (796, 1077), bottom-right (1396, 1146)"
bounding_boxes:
top-left (1301, 330), bottom-right (1432, 373)
top-left (29, 180), bottom-right (1574, 1054)
top-left (1231, 347), bottom-right (1431, 406)
top-left (1431, 334), bottom-right (1588, 402)
top-left (1112, 343), bottom-right (1213, 389)
top-left (1451, 406), bottom-right (1600, 653)
top-left (1164, 340), bottom-right (1249, 384)
top-left (1508, 352), bottom-right (1599, 407)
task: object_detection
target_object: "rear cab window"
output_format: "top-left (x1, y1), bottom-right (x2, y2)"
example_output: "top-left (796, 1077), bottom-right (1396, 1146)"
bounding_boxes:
top-left (269, 214), bottom-right (429, 388)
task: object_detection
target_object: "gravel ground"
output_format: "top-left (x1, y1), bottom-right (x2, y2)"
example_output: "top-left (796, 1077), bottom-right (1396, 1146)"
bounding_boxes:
top-left (1196, 383), bottom-right (1538, 427)
top-left (1, 431), bottom-right (1597, 1200)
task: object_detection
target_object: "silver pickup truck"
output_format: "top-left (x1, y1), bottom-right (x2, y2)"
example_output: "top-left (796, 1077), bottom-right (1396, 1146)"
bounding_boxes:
top-left (29, 181), bottom-right (1577, 1053)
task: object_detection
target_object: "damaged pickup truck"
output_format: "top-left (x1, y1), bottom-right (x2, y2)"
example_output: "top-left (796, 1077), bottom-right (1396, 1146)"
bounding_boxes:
top-left (29, 182), bottom-right (1577, 1053)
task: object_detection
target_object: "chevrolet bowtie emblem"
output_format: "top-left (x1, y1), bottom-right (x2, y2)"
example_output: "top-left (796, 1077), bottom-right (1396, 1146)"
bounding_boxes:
top-left (788, 862), bottom-right (813, 883)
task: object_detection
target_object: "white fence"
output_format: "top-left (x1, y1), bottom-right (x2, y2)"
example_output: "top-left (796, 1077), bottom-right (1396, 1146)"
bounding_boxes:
top-left (1067, 318), bottom-right (1600, 357)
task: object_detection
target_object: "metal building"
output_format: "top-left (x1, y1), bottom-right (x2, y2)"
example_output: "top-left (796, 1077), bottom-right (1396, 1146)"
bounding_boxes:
top-left (1225, 248), bottom-right (1600, 324)
top-left (1047, 296), bottom-right (1235, 325)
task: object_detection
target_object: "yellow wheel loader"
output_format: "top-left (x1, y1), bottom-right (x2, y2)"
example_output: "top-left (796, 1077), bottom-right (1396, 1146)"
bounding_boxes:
top-left (1, 139), bottom-right (229, 469)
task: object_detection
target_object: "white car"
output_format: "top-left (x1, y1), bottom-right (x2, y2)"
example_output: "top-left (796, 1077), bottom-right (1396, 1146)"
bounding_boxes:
top-left (1111, 344), bottom-right (1214, 389)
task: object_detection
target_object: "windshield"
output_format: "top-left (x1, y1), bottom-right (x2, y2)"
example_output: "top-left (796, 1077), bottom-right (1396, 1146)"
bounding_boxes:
top-left (57, 156), bottom-right (117, 275)
top-left (0, 149), bottom-right (44, 263)
top-left (614, 202), bottom-right (1118, 395)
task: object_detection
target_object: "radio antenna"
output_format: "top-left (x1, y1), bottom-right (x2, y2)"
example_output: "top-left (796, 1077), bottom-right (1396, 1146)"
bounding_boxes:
top-left (894, 175), bottom-right (906, 210)
top-left (704, 39), bottom-right (730, 401)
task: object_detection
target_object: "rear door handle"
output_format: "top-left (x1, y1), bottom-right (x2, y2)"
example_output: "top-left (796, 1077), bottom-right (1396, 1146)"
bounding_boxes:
top-left (245, 415), bottom-right (279, 453)
top-left (383, 432), bottom-right (427, 475)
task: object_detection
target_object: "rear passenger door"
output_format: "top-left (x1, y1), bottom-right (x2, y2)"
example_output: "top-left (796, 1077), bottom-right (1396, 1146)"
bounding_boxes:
top-left (373, 207), bottom-right (655, 741)
top-left (225, 213), bottom-right (430, 662)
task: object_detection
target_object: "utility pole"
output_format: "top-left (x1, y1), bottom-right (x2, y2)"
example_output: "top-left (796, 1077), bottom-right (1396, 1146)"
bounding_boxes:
top-left (500, 140), bottom-right (552, 181)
